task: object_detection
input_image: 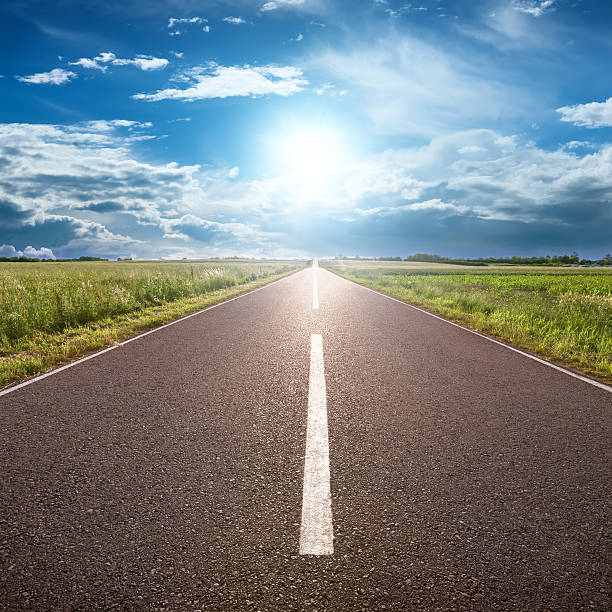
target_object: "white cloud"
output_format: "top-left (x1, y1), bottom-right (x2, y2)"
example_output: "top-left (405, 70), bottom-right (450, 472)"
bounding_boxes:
top-left (407, 199), bottom-right (465, 212)
top-left (133, 63), bottom-right (308, 102)
top-left (564, 141), bottom-right (595, 150)
top-left (228, 166), bottom-right (240, 179)
top-left (315, 83), bottom-right (334, 95)
top-left (24, 245), bottom-right (56, 259)
top-left (95, 52), bottom-right (116, 63)
top-left (69, 52), bottom-right (168, 72)
top-left (69, 52), bottom-right (113, 71)
top-left (223, 16), bottom-right (248, 24)
top-left (261, 0), bottom-right (305, 12)
top-left (512, 0), bottom-right (556, 17)
top-left (458, 145), bottom-right (488, 155)
top-left (15, 68), bottom-right (76, 85)
top-left (167, 16), bottom-right (210, 35)
top-left (290, 33), bottom-right (304, 42)
top-left (70, 57), bottom-right (106, 70)
top-left (384, 3), bottom-right (428, 18)
top-left (168, 17), bottom-right (207, 28)
top-left (168, 17), bottom-right (207, 34)
top-left (114, 55), bottom-right (168, 71)
top-left (557, 97), bottom-right (612, 128)
top-left (171, 51), bottom-right (184, 58)
top-left (75, 119), bottom-right (152, 132)
top-left (358, 199), bottom-right (466, 217)
top-left (0, 244), bottom-right (56, 259)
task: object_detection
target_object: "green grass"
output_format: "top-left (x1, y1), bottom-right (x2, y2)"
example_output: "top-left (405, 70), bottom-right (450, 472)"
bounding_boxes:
top-left (0, 260), bottom-right (306, 388)
top-left (321, 260), bottom-right (612, 382)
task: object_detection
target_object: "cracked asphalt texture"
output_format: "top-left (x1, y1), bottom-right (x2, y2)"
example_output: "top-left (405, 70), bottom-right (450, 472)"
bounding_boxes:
top-left (1, 266), bottom-right (610, 611)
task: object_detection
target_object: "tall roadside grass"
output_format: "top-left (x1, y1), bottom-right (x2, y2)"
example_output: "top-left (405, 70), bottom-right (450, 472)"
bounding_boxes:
top-left (0, 260), bottom-right (305, 388)
top-left (322, 261), bottom-right (612, 382)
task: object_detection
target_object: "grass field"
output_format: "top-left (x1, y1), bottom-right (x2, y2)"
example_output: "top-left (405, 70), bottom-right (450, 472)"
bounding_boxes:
top-left (321, 260), bottom-right (612, 382)
top-left (0, 260), bottom-right (306, 388)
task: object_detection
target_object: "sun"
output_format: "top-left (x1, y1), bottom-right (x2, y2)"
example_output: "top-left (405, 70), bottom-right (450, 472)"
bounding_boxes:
top-left (274, 125), bottom-right (350, 185)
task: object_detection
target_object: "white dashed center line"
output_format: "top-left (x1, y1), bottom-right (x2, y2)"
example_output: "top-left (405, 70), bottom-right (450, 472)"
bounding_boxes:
top-left (299, 334), bottom-right (333, 555)
top-left (312, 260), bottom-right (319, 310)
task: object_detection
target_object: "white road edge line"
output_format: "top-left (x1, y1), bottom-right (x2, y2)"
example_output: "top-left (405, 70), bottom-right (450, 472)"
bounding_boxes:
top-left (300, 334), bottom-right (334, 555)
top-left (326, 268), bottom-right (612, 394)
top-left (312, 260), bottom-right (319, 310)
top-left (0, 268), bottom-right (308, 398)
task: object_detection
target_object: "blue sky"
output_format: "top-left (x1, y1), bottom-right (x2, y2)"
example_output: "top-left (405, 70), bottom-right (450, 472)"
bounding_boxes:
top-left (1, 0), bottom-right (611, 259)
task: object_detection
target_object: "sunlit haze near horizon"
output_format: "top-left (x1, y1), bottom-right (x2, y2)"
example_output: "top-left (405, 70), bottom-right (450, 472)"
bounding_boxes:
top-left (1, 0), bottom-right (611, 259)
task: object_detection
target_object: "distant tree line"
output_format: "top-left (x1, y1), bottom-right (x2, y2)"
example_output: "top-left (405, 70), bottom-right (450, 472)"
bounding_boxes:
top-left (334, 252), bottom-right (612, 266)
top-left (0, 256), bottom-right (108, 262)
top-left (3, 252), bottom-right (611, 266)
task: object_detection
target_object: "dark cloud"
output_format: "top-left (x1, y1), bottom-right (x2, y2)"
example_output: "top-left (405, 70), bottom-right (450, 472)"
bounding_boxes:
top-left (0, 209), bottom-right (80, 247)
top-left (76, 201), bottom-right (125, 213)
top-left (271, 205), bottom-right (612, 259)
top-left (162, 214), bottom-right (250, 245)
top-left (0, 199), bottom-right (32, 228)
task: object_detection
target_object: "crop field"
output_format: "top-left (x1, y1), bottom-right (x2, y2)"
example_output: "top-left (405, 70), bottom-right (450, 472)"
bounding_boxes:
top-left (0, 260), bottom-right (306, 388)
top-left (321, 260), bottom-right (612, 382)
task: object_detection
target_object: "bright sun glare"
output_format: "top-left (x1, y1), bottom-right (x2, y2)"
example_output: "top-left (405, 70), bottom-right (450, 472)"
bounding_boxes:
top-left (274, 126), bottom-right (350, 189)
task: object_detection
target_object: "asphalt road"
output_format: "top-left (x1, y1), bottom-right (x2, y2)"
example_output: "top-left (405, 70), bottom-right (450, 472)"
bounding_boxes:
top-left (1, 265), bottom-right (610, 611)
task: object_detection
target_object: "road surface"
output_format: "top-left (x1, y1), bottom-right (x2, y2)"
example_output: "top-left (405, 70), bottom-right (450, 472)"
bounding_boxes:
top-left (1, 264), bottom-right (610, 610)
